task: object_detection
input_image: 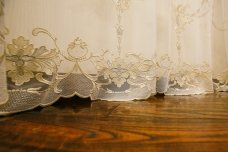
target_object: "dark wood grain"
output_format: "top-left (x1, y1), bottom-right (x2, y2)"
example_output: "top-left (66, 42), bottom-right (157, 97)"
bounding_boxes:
top-left (0, 93), bottom-right (228, 152)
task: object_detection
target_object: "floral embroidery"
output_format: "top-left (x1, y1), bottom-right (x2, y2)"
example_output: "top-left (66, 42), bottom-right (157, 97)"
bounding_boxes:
top-left (2, 0), bottom-right (215, 93)
top-left (90, 0), bottom-right (157, 90)
top-left (175, 0), bottom-right (210, 59)
top-left (175, 0), bottom-right (210, 34)
top-left (92, 52), bottom-right (157, 88)
top-left (0, 0), bottom-right (226, 116)
top-left (113, 0), bottom-right (131, 11)
top-left (6, 36), bottom-right (60, 86)
top-left (217, 69), bottom-right (228, 85)
top-left (169, 63), bottom-right (211, 88)
top-left (171, 0), bottom-right (212, 89)
top-left (103, 58), bottom-right (130, 87)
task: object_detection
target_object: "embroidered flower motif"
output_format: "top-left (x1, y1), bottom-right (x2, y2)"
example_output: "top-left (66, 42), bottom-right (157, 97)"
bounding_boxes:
top-left (93, 52), bottom-right (156, 88)
top-left (169, 63), bottom-right (211, 88)
top-left (175, 4), bottom-right (194, 34)
top-left (102, 57), bottom-right (133, 87)
top-left (113, 0), bottom-right (131, 11)
top-left (175, 1), bottom-right (210, 34)
top-left (217, 69), bottom-right (228, 85)
top-left (6, 36), bottom-right (59, 86)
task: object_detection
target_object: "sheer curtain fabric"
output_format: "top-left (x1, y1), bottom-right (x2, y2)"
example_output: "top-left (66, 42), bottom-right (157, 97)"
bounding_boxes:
top-left (0, 0), bottom-right (227, 115)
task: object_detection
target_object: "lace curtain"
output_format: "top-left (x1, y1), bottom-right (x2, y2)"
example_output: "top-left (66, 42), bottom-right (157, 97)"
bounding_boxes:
top-left (0, 0), bottom-right (227, 115)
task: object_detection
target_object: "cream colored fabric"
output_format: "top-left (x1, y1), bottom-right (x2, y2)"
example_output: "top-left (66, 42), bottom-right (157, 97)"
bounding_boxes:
top-left (212, 0), bottom-right (228, 91)
top-left (0, 0), bottom-right (8, 105)
top-left (0, 0), bottom-right (227, 114)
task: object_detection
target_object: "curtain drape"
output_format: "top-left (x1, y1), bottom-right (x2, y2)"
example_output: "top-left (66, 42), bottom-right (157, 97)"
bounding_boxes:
top-left (0, 0), bottom-right (227, 115)
top-left (0, 0), bottom-right (8, 106)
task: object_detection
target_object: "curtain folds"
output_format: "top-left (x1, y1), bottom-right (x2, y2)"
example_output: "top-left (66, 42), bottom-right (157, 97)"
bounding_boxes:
top-left (0, 0), bottom-right (8, 105)
top-left (0, 0), bottom-right (227, 115)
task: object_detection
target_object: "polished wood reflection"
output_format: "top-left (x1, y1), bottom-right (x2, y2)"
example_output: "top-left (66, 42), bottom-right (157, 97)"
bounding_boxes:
top-left (0, 93), bottom-right (228, 152)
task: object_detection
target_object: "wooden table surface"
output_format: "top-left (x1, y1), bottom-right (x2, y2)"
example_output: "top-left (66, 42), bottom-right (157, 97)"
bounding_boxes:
top-left (0, 93), bottom-right (228, 152)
